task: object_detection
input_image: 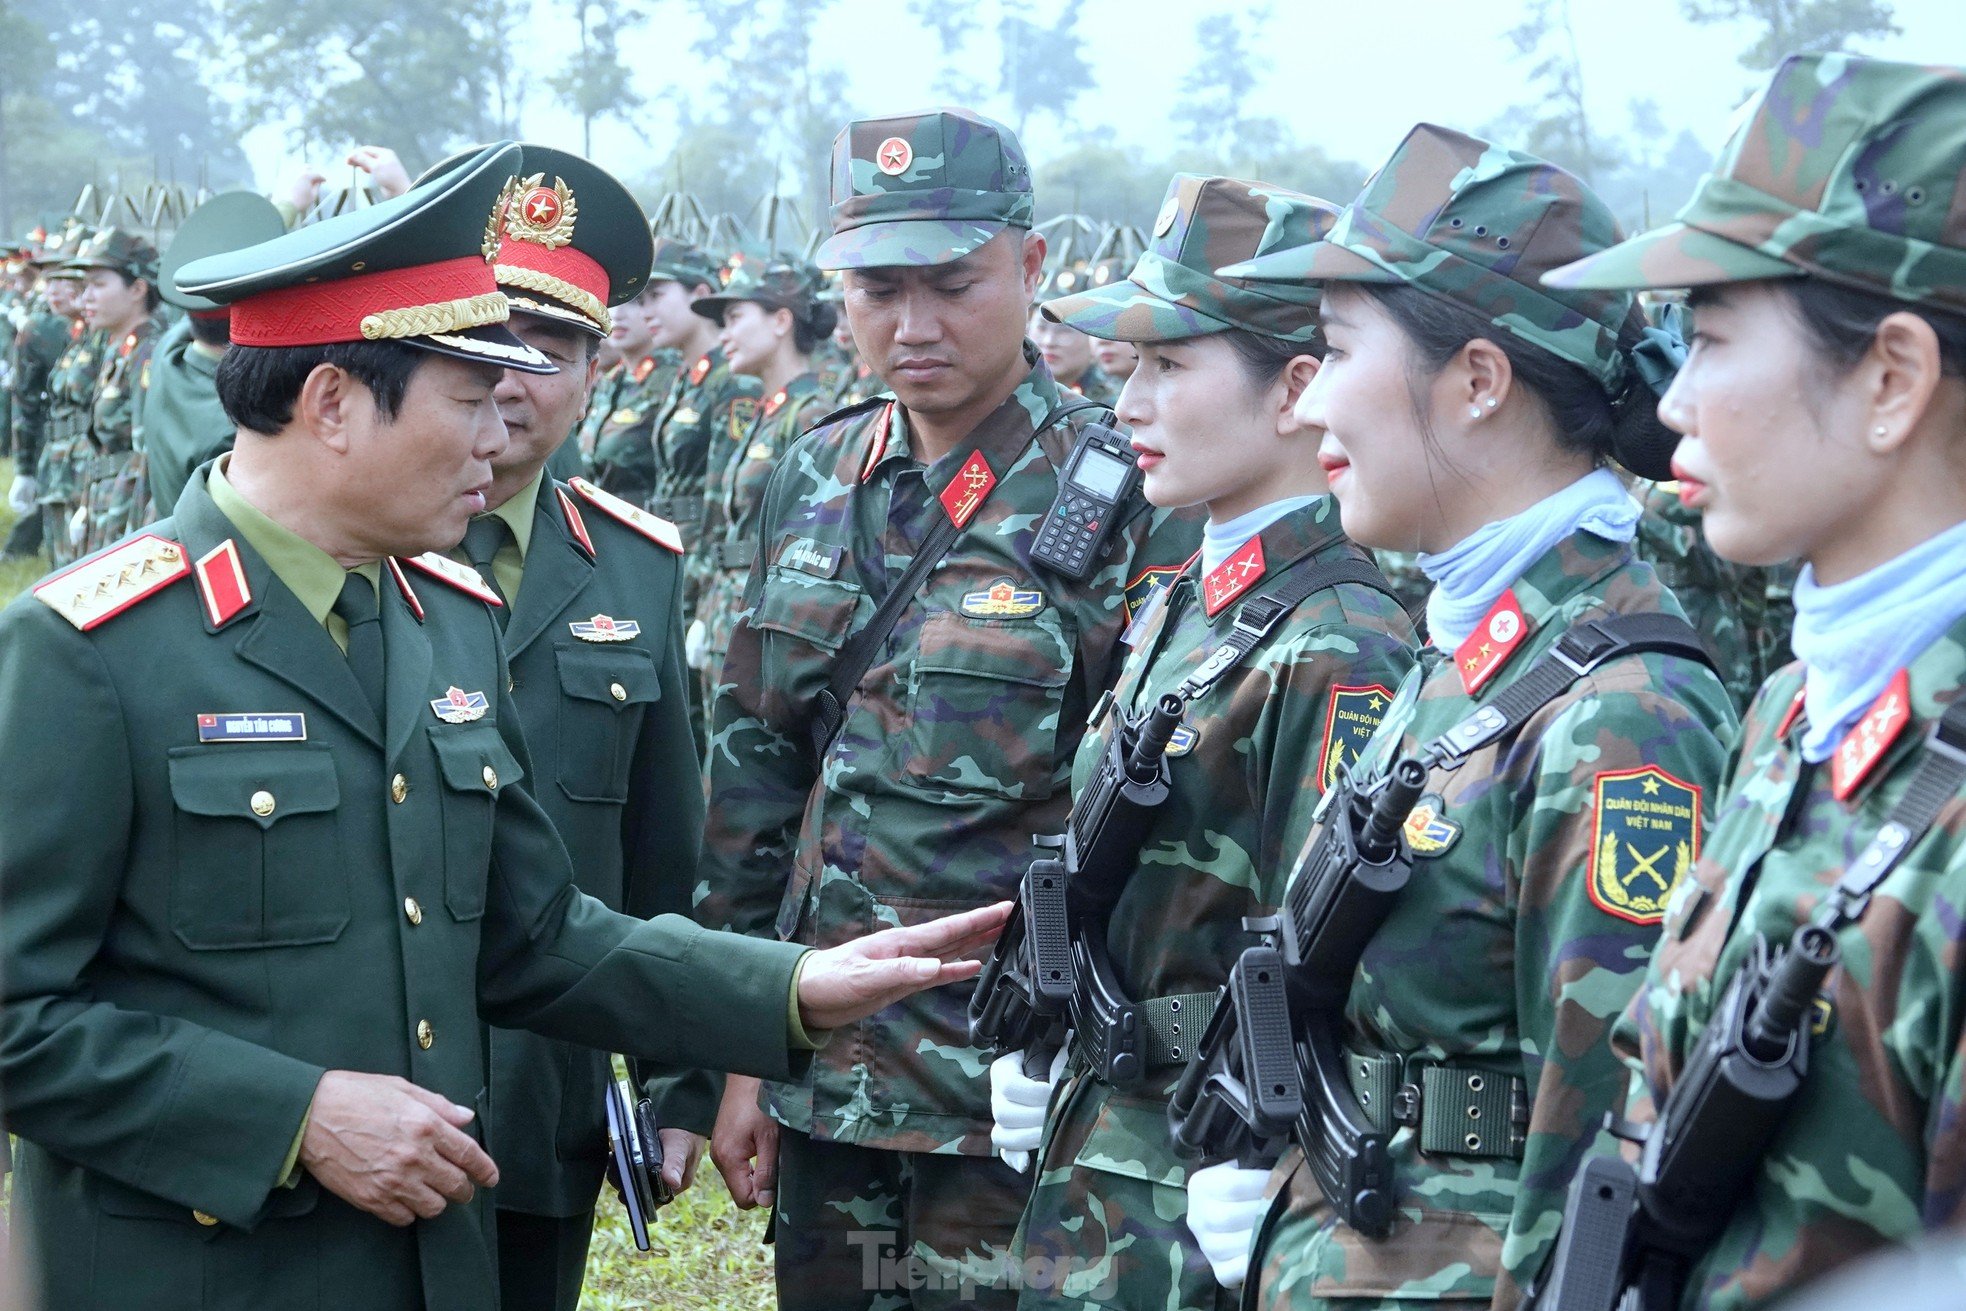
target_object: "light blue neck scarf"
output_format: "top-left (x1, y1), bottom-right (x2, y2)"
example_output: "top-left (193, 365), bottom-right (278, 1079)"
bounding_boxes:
top-left (1790, 518), bottom-right (1966, 762)
top-left (1419, 469), bottom-right (1642, 651)
top-left (1201, 495), bottom-right (1322, 578)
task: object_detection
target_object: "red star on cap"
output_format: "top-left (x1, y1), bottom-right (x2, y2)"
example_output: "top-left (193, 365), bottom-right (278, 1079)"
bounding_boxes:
top-left (524, 188), bottom-right (560, 226)
top-left (876, 136), bottom-right (913, 175)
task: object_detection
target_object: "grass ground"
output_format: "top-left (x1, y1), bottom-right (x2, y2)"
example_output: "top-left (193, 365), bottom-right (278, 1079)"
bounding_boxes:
top-left (0, 455), bottom-right (778, 1309)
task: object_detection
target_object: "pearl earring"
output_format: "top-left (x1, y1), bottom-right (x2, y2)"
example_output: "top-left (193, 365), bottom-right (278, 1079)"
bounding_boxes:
top-left (1485, 397), bottom-right (1498, 409)
top-left (1874, 425), bottom-right (1888, 437)
top-left (1469, 405), bottom-right (1482, 419)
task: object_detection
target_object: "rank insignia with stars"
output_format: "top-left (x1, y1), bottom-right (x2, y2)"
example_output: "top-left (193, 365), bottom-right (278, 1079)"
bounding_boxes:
top-left (689, 355), bottom-right (712, 387)
top-left (1401, 794), bottom-right (1462, 857)
top-left (1454, 589), bottom-right (1530, 694)
top-left (876, 136), bottom-right (914, 175)
top-left (939, 451), bottom-right (996, 528)
top-left (1202, 537), bottom-right (1266, 617)
top-left (960, 579), bottom-right (1044, 618)
top-left (1831, 668), bottom-right (1912, 800)
top-left (1587, 765), bottom-right (1700, 925)
top-left (430, 686), bottom-right (491, 724)
top-left (570, 614), bottom-right (641, 642)
top-left (1318, 685), bottom-right (1394, 793)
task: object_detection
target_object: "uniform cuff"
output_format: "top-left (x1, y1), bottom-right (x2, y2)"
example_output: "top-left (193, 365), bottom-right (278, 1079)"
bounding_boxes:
top-left (276, 1112), bottom-right (310, 1189)
top-left (787, 951), bottom-right (828, 1051)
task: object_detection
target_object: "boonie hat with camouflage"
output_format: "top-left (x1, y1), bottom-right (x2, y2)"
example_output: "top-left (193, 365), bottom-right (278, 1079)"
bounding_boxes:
top-left (817, 107), bottom-right (1034, 270)
top-left (692, 253), bottom-right (826, 324)
top-left (175, 141), bottom-right (555, 375)
top-left (647, 237), bottom-right (722, 291)
top-left (1223, 124), bottom-right (1637, 391)
top-left (64, 227), bottom-right (161, 285)
top-left (1545, 53), bottom-right (1966, 316)
top-left (1045, 175), bottom-right (1335, 343)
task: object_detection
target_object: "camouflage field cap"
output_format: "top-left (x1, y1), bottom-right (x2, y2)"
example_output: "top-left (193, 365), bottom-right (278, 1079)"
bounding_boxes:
top-left (1223, 124), bottom-right (1636, 390)
top-left (1546, 54), bottom-right (1966, 316)
top-left (817, 107), bottom-right (1035, 270)
top-left (692, 252), bottom-right (826, 324)
top-left (648, 236), bottom-right (722, 290)
top-left (64, 227), bottom-right (161, 285)
top-left (1044, 175), bottom-right (1334, 343)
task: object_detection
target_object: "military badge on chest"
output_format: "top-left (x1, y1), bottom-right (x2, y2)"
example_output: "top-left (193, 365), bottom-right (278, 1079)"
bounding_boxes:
top-left (570, 614), bottom-right (641, 642)
top-left (1319, 684), bottom-right (1394, 792)
top-left (960, 579), bottom-right (1044, 618)
top-left (431, 685), bottom-right (491, 723)
top-left (1587, 765), bottom-right (1701, 925)
top-left (1402, 794), bottom-right (1462, 857)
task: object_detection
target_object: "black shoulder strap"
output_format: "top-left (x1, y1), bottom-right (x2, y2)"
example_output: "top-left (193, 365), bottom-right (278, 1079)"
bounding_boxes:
top-left (1821, 696), bottom-right (1966, 929)
top-left (808, 399), bottom-right (1096, 759)
top-left (1425, 613), bottom-right (1716, 768)
top-left (1175, 559), bottom-right (1400, 704)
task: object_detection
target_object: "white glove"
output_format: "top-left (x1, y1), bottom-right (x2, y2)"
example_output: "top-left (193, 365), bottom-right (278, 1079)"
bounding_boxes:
top-left (1185, 1160), bottom-right (1271, 1290)
top-left (8, 474), bottom-right (38, 516)
top-left (990, 1045), bottom-right (1066, 1171)
top-left (685, 618), bottom-right (709, 670)
top-left (69, 504), bottom-right (88, 546)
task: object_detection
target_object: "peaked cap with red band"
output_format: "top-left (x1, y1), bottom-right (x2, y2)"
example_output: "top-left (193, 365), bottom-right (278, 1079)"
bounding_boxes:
top-left (172, 141), bottom-right (554, 374)
top-left (159, 192), bottom-right (286, 314)
top-left (416, 143), bottom-right (654, 338)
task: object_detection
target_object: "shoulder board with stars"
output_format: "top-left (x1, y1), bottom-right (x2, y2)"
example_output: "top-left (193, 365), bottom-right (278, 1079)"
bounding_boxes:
top-left (568, 477), bottom-right (684, 553)
top-left (402, 552), bottom-right (505, 607)
top-left (1831, 669), bottom-right (1913, 801)
top-left (32, 534), bottom-right (190, 630)
top-left (1454, 590), bottom-right (1530, 695)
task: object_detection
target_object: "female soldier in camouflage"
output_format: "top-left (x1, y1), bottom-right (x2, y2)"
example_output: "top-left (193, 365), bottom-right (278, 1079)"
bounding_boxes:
top-left (36, 254), bottom-right (103, 569)
top-left (67, 228), bottom-right (161, 554)
top-left (1198, 126), bottom-right (1738, 1311)
top-left (992, 175), bottom-right (1418, 1311)
top-left (688, 257), bottom-right (837, 719)
top-left (1543, 54), bottom-right (1966, 1311)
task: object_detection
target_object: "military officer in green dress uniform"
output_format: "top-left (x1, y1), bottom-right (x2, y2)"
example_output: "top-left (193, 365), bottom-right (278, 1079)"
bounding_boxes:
top-left (0, 139), bottom-right (1010, 1311)
top-left (432, 142), bottom-right (722, 1311)
top-left (139, 193), bottom-right (287, 519)
top-left (687, 255), bottom-right (838, 715)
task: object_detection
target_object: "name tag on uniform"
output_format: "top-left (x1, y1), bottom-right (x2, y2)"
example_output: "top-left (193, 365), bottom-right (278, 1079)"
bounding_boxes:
top-left (430, 686), bottom-right (490, 723)
top-left (570, 614), bottom-right (641, 642)
top-left (197, 711), bottom-right (308, 743)
top-left (778, 537), bottom-right (842, 578)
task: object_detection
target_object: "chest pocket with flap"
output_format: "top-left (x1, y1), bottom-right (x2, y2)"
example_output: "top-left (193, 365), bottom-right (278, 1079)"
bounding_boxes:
top-left (553, 643), bottom-right (660, 804)
top-left (167, 746), bottom-right (346, 950)
top-left (430, 723), bottom-right (525, 920)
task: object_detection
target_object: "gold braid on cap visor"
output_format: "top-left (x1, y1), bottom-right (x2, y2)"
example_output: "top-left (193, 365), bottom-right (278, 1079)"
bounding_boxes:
top-left (359, 291), bottom-right (511, 342)
top-left (495, 263), bottom-right (612, 334)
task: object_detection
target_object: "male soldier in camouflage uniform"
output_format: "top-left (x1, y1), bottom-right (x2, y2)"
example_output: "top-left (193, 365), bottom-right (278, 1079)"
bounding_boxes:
top-left (1544, 53), bottom-right (1966, 1311)
top-left (1220, 123), bottom-right (1739, 1310)
top-left (5, 236), bottom-right (80, 559)
top-left (697, 107), bottom-right (1199, 1310)
top-left (583, 248), bottom-right (689, 503)
top-left (37, 244), bottom-right (104, 569)
top-left (67, 227), bottom-right (164, 553)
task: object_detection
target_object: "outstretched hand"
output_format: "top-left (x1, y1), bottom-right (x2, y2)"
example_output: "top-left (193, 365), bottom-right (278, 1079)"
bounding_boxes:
top-left (795, 902), bottom-right (1011, 1032)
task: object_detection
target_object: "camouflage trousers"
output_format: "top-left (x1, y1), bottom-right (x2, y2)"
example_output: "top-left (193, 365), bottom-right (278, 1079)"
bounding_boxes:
top-left (1248, 1151), bottom-right (1487, 1311)
top-left (1012, 1072), bottom-right (1233, 1311)
top-left (40, 502), bottom-right (80, 569)
top-left (773, 1129), bottom-right (1029, 1311)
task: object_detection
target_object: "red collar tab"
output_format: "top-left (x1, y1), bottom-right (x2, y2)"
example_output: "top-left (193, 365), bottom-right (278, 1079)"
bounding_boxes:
top-left (1776, 687), bottom-right (1807, 741)
top-left (193, 539), bottom-right (253, 628)
top-left (632, 355), bottom-right (656, 383)
top-left (1831, 668), bottom-right (1913, 801)
top-left (1455, 589), bottom-right (1531, 695)
top-left (228, 256), bottom-right (500, 348)
top-left (1202, 536), bottom-right (1267, 618)
top-left (384, 557), bottom-right (425, 622)
top-left (765, 389), bottom-right (787, 417)
top-left (939, 450), bottom-right (997, 528)
top-left (689, 354), bottom-right (712, 387)
top-left (556, 486), bottom-right (595, 557)
top-left (858, 403), bottom-right (895, 484)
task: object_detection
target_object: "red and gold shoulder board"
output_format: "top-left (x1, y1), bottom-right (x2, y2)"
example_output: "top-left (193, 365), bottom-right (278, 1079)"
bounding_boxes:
top-left (402, 552), bottom-right (505, 607)
top-left (568, 477), bottom-right (684, 553)
top-left (33, 534), bottom-right (190, 631)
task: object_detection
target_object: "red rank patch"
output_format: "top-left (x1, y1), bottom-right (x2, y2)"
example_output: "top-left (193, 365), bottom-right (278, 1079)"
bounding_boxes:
top-left (1831, 668), bottom-right (1912, 801)
top-left (1455, 590), bottom-right (1530, 695)
top-left (1202, 536), bottom-right (1266, 618)
top-left (859, 403), bottom-right (894, 483)
top-left (193, 539), bottom-right (252, 628)
top-left (556, 486), bottom-right (594, 557)
top-left (633, 355), bottom-right (656, 383)
top-left (690, 354), bottom-right (712, 387)
top-left (876, 136), bottom-right (913, 175)
top-left (1776, 687), bottom-right (1807, 741)
top-left (939, 450), bottom-right (996, 528)
top-left (765, 389), bottom-right (786, 417)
